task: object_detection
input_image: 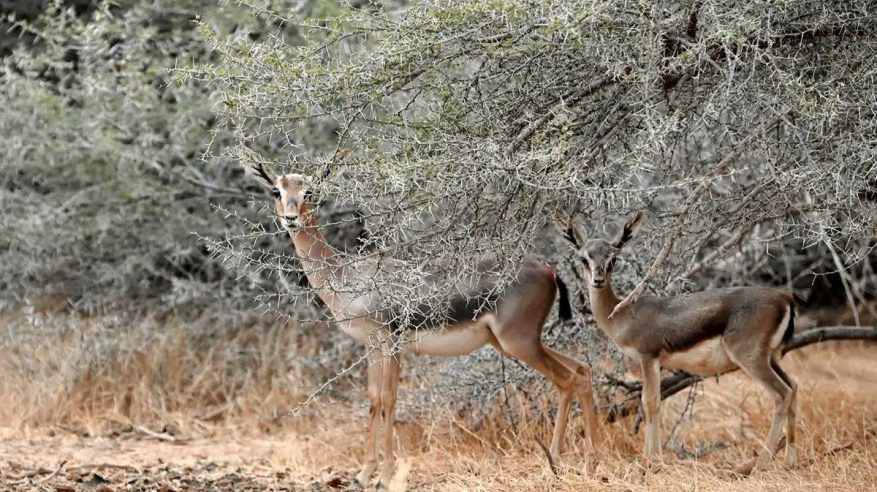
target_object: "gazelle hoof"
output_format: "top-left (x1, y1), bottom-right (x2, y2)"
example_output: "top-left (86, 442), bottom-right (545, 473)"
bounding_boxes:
top-left (733, 458), bottom-right (757, 476)
top-left (645, 459), bottom-right (664, 474)
top-left (351, 476), bottom-right (368, 489)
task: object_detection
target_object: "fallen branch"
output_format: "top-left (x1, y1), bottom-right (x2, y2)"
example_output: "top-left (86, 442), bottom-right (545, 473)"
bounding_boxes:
top-left (39, 459), bottom-right (67, 482)
top-left (534, 437), bottom-right (559, 477)
top-left (784, 325), bottom-right (877, 351)
top-left (605, 325), bottom-right (877, 426)
top-left (132, 425), bottom-right (186, 443)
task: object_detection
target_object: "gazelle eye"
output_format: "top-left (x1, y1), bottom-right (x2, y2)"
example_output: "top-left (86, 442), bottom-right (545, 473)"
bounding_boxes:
top-left (272, 188), bottom-right (281, 199)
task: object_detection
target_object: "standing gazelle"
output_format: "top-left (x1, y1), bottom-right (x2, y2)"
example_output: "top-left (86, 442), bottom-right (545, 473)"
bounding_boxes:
top-left (557, 211), bottom-right (798, 472)
top-left (247, 163), bottom-right (598, 488)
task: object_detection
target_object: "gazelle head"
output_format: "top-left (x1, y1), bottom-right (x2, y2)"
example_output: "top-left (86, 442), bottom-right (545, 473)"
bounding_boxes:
top-left (557, 211), bottom-right (643, 289)
top-left (246, 162), bottom-right (320, 229)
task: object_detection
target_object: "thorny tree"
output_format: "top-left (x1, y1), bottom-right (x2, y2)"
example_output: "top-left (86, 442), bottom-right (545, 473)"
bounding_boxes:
top-left (193, 1), bottom-right (877, 424)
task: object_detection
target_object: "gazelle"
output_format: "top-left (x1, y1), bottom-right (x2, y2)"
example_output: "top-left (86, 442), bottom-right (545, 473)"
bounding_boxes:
top-left (247, 163), bottom-right (598, 488)
top-left (557, 211), bottom-right (798, 472)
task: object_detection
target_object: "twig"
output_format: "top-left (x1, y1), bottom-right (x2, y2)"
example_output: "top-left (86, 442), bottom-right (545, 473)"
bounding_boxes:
top-left (66, 463), bottom-right (139, 472)
top-left (15, 466), bottom-right (53, 479)
top-left (195, 402), bottom-right (236, 422)
top-left (792, 440), bottom-right (856, 470)
top-left (823, 237), bottom-right (861, 326)
top-left (683, 225), bottom-right (753, 279)
top-left (132, 425), bottom-right (185, 443)
top-left (534, 437), bottom-right (559, 477)
top-left (499, 358), bottom-right (519, 434)
top-left (38, 459), bottom-right (67, 482)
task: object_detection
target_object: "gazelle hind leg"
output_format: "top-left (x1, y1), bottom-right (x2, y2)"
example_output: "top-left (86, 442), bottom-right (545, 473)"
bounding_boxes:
top-left (355, 360), bottom-right (384, 486)
top-left (771, 356), bottom-right (798, 467)
top-left (544, 347), bottom-right (599, 452)
top-left (728, 347), bottom-right (793, 471)
top-left (493, 337), bottom-right (577, 460)
top-left (376, 355), bottom-right (401, 489)
top-left (528, 348), bottom-right (578, 458)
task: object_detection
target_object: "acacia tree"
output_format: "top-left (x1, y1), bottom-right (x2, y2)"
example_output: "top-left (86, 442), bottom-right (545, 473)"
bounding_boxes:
top-left (195, 0), bottom-right (877, 416)
top-left (201, 0), bottom-right (875, 319)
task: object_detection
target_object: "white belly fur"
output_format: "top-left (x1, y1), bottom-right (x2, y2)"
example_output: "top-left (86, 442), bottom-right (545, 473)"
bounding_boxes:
top-left (338, 317), bottom-right (380, 343)
top-left (660, 336), bottom-right (737, 376)
top-left (409, 321), bottom-right (492, 357)
top-left (336, 312), bottom-right (492, 357)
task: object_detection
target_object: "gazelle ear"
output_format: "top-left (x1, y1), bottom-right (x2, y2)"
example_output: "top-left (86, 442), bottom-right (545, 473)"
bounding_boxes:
top-left (553, 216), bottom-right (578, 248)
top-left (244, 162), bottom-right (278, 190)
top-left (553, 215), bottom-right (588, 250)
top-left (302, 189), bottom-right (325, 206)
top-left (613, 210), bottom-right (644, 251)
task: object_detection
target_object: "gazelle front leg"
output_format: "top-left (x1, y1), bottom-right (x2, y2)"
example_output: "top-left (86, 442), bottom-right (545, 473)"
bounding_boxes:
top-left (355, 359), bottom-right (383, 487)
top-left (376, 354), bottom-right (401, 489)
top-left (640, 357), bottom-right (663, 463)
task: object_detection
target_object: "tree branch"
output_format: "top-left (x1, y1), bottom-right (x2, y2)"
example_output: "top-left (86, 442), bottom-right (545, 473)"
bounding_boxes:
top-left (506, 76), bottom-right (617, 157)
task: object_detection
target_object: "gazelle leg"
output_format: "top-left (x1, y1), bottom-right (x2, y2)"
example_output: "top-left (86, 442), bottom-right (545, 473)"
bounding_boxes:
top-left (377, 355), bottom-right (401, 489)
top-left (771, 356), bottom-right (798, 467)
top-left (545, 347), bottom-right (599, 452)
top-left (640, 358), bottom-right (663, 462)
top-left (522, 347), bottom-right (576, 458)
top-left (355, 360), bottom-right (383, 487)
top-left (491, 337), bottom-right (577, 456)
top-left (733, 353), bottom-right (793, 471)
top-left (549, 369), bottom-right (575, 459)
top-left (496, 339), bottom-right (576, 460)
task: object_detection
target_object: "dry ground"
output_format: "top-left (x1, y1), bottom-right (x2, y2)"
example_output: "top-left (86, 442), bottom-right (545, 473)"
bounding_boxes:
top-left (0, 341), bottom-right (875, 491)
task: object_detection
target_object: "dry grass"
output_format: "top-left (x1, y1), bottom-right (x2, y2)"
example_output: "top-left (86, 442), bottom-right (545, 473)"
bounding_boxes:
top-left (0, 308), bottom-right (355, 434)
top-left (0, 309), bottom-right (874, 491)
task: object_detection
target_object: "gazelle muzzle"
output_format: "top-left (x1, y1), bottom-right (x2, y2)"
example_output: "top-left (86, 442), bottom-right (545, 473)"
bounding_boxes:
top-left (282, 215), bottom-right (301, 229)
top-left (591, 264), bottom-right (606, 287)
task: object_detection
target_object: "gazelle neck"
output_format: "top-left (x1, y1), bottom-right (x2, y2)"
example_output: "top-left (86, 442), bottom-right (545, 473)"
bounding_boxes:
top-left (589, 278), bottom-right (622, 338)
top-left (288, 211), bottom-right (339, 293)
